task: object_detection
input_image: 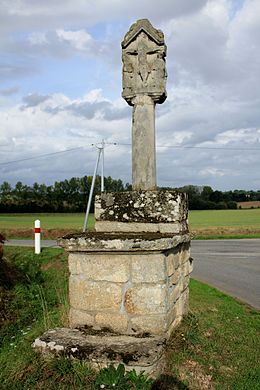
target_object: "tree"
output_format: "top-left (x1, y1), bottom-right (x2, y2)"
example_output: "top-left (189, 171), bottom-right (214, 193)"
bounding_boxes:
top-left (201, 186), bottom-right (213, 201)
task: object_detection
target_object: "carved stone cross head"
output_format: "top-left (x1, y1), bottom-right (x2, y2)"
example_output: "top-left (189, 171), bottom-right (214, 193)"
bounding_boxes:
top-left (122, 19), bottom-right (167, 106)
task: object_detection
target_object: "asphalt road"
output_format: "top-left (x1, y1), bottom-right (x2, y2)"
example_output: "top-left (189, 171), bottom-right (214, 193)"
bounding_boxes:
top-left (4, 238), bottom-right (260, 310)
top-left (191, 239), bottom-right (260, 310)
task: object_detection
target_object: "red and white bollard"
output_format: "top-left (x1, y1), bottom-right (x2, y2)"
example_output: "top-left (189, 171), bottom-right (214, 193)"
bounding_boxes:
top-left (34, 219), bottom-right (41, 254)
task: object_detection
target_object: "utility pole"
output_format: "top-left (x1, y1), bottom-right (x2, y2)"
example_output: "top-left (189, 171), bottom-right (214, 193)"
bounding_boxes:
top-left (83, 141), bottom-right (105, 232)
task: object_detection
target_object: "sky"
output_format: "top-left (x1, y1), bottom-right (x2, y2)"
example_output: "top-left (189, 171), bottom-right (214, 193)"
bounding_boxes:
top-left (0, 0), bottom-right (260, 191)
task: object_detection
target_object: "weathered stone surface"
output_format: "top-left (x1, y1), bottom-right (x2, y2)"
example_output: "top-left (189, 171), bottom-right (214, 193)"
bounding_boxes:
top-left (131, 315), bottom-right (167, 334)
top-left (122, 19), bottom-right (167, 105)
top-left (70, 253), bottom-right (130, 283)
top-left (58, 231), bottom-right (190, 252)
top-left (169, 283), bottom-right (182, 305)
top-left (95, 221), bottom-right (187, 234)
top-left (132, 95), bottom-right (156, 190)
top-left (95, 190), bottom-right (188, 224)
top-left (166, 251), bottom-right (181, 276)
top-left (69, 308), bottom-right (94, 328)
top-left (180, 243), bottom-right (190, 264)
top-left (32, 327), bottom-right (166, 376)
top-left (169, 268), bottom-right (181, 285)
top-left (69, 277), bottom-right (122, 312)
top-left (95, 313), bottom-right (128, 333)
top-left (121, 19), bottom-right (167, 190)
top-left (131, 253), bottom-right (165, 283)
top-left (124, 285), bottom-right (166, 315)
top-left (69, 254), bottom-right (82, 274)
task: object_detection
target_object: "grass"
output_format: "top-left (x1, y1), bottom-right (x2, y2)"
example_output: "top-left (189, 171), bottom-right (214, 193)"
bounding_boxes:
top-left (0, 213), bottom-right (95, 239)
top-left (167, 279), bottom-right (260, 389)
top-left (0, 212), bottom-right (95, 229)
top-left (1, 209), bottom-right (260, 239)
top-left (189, 209), bottom-right (260, 239)
top-left (1, 246), bottom-right (259, 389)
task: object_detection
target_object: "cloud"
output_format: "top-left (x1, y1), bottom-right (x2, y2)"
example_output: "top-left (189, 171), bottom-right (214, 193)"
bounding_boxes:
top-left (0, 1), bottom-right (260, 190)
top-left (0, 86), bottom-right (19, 96)
top-left (21, 93), bottom-right (50, 108)
top-left (0, 63), bottom-right (35, 81)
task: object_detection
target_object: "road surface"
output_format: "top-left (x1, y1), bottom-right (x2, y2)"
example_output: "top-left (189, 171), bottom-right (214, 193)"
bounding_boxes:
top-left (191, 239), bottom-right (260, 309)
top-left (4, 238), bottom-right (260, 310)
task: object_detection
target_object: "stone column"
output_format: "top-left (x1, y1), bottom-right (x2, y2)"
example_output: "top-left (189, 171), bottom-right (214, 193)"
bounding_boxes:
top-left (132, 95), bottom-right (156, 190)
top-left (122, 19), bottom-right (167, 190)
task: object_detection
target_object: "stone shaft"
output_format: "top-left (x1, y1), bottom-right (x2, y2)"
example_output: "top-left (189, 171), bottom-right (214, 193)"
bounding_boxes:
top-left (122, 19), bottom-right (167, 190)
top-left (132, 95), bottom-right (156, 190)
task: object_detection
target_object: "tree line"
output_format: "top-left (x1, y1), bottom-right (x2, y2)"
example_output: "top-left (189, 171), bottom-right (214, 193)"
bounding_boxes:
top-left (0, 177), bottom-right (260, 213)
top-left (176, 185), bottom-right (260, 210)
top-left (0, 176), bottom-right (128, 213)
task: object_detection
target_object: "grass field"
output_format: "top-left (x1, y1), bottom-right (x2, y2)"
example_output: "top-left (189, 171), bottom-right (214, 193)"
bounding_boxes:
top-left (0, 209), bottom-right (260, 239)
top-left (189, 208), bottom-right (260, 238)
top-left (1, 247), bottom-right (259, 389)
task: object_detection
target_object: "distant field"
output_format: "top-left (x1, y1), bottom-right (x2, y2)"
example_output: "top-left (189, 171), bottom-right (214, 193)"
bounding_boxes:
top-left (189, 208), bottom-right (260, 238)
top-left (0, 213), bottom-right (94, 239)
top-left (0, 213), bottom-right (88, 229)
top-left (237, 201), bottom-right (260, 209)
top-left (1, 209), bottom-right (260, 239)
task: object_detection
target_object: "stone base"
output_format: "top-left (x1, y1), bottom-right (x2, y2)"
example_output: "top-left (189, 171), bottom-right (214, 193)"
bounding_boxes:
top-left (44, 189), bottom-right (191, 376)
top-left (58, 232), bottom-right (192, 336)
top-left (32, 327), bottom-right (166, 377)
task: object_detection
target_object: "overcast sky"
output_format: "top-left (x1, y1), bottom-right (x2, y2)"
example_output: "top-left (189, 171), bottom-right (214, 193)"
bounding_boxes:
top-left (0, 0), bottom-right (260, 190)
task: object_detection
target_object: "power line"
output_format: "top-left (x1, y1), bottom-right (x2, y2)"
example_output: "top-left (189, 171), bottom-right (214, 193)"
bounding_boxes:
top-left (0, 146), bottom-right (85, 166)
top-left (1, 141), bottom-right (260, 167)
top-left (110, 142), bottom-right (260, 151)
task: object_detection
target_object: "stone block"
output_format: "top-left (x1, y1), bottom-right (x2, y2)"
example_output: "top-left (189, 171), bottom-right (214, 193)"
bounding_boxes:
top-left (69, 308), bottom-right (94, 328)
top-left (166, 252), bottom-right (180, 276)
top-left (168, 268), bottom-right (180, 285)
top-left (79, 253), bottom-right (130, 283)
top-left (169, 283), bottom-right (182, 305)
top-left (124, 285), bottom-right (166, 315)
top-left (95, 313), bottom-right (128, 333)
top-left (180, 243), bottom-right (190, 264)
top-left (95, 191), bottom-right (188, 224)
top-left (182, 275), bottom-right (190, 291)
top-left (180, 261), bottom-right (190, 277)
top-left (175, 288), bottom-right (189, 317)
top-left (166, 305), bottom-right (177, 327)
top-left (70, 277), bottom-right (122, 312)
top-left (95, 221), bottom-right (187, 234)
top-left (69, 254), bottom-right (82, 275)
top-left (131, 253), bottom-right (166, 283)
top-left (131, 315), bottom-right (167, 334)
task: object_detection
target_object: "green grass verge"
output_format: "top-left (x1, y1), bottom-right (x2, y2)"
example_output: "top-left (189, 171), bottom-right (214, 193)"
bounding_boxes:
top-left (193, 233), bottom-right (260, 240)
top-left (1, 247), bottom-right (259, 389)
top-left (168, 279), bottom-right (260, 389)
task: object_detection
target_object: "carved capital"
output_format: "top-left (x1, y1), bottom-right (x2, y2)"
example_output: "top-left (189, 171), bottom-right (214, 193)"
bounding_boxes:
top-left (122, 19), bottom-right (167, 106)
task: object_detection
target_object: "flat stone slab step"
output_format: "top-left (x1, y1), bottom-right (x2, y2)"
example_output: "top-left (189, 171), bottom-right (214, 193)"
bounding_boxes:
top-left (58, 231), bottom-right (190, 252)
top-left (33, 327), bottom-right (166, 375)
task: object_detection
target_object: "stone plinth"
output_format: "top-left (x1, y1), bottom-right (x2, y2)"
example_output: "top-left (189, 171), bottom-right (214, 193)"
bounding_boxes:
top-left (58, 230), bottom-right (192, 338)
top-left (95, 190), bottom-right (188, 234)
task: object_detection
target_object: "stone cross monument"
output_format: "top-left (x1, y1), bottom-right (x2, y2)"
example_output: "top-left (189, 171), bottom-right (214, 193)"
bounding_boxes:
top-left (33, 19), bottom-right (191, 378)
top-left (122, 19), bottom-right (167, 190)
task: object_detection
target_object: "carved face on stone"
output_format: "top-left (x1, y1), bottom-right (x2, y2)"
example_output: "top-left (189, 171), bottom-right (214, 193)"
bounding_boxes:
top-left (122, 19), bottom-right (167, 105)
